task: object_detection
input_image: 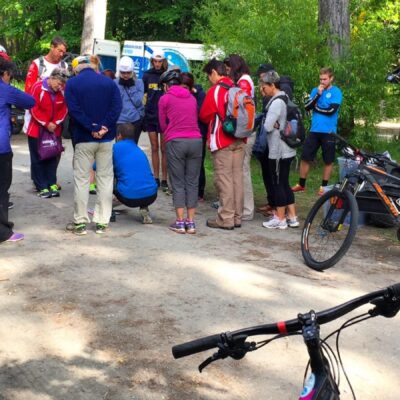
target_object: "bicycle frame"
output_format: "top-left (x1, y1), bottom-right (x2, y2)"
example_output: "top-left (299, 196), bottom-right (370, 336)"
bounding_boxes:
top-left (339, 161), bottom-right (400, 223)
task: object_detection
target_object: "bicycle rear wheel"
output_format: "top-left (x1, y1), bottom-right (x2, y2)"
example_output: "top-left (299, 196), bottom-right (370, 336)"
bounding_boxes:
top-left (301, 189), bottom-right (359, 271)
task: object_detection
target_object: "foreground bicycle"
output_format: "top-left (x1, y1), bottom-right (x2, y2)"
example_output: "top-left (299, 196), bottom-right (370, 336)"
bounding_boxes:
top-left (172, 283), bottom-right (400, 399)
top-left (301, 135), bottom-right (400, 270)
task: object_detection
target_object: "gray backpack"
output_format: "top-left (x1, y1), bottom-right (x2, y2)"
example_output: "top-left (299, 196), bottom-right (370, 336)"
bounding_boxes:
top-left (218, 82), bottom-right (255, 139)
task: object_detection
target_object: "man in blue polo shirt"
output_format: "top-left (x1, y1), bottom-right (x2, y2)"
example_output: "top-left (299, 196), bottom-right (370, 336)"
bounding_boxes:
top-left (113, 123), bottom-right (157, 224)
top-left (292, 67), bottom-right (342, 196)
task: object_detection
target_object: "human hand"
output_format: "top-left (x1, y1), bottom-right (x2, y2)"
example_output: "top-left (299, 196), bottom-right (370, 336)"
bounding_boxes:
top-left (47, 122), bottom-right (57, 132)
top-left (317, 84), bottom-right (325, 95)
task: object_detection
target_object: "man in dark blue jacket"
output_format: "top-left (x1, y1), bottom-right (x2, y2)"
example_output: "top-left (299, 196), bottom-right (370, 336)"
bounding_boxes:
top-left (65, 55), bottom-right (122, 235)
top-left (0, 58), bottom-right (35, 243)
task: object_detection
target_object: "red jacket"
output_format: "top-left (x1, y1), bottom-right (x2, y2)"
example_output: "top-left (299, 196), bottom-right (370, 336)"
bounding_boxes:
top-left (199, 76), bottom-right (243, 152)
top-left (26, 79), bottom-right (68, 138)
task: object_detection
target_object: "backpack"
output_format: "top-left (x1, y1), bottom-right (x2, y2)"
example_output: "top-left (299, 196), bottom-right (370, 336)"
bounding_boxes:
top-left (217, 82), bottom-right (255, 139)
top-left (267, 94), bottom-right (305, 148)
top-left (38, 56), bottom-right (67, 79)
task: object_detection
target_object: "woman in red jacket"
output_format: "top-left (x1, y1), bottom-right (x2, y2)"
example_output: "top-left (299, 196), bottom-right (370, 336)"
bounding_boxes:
top-left (27, 68), bottom-right (68, 198)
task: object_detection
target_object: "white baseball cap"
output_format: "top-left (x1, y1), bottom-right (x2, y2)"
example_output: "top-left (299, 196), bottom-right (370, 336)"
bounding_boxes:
top-left (151, 51), bottom-right (165, 60)
top-left (119, 56), bottom-right (134, 72)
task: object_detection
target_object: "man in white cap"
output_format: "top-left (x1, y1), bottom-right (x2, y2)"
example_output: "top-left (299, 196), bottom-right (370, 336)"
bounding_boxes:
top-left (116, 56), bottom-right (144, 144)
top-left (142, 51), bottom-right (169, 191)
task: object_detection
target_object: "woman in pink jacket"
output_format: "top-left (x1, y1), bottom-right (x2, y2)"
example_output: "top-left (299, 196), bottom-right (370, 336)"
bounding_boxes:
top-left (158, 70), bottom-right (202, 234)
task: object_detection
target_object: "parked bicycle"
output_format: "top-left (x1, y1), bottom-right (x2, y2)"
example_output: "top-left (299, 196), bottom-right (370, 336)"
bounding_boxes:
top-left (172, 283), bottom-right (400, 400)
top-left (301, 135), bottom-right (400, 271)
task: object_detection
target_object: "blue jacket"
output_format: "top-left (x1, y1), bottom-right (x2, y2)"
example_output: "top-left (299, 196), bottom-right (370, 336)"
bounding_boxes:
top-left (116, 79), bottom-right (144, 124)
top-left (0, 81), bottom-right (35, 154)
top-left (65, 68), bottom-right (122, 144)
top-left (113, 139), bottom-right (157, 199)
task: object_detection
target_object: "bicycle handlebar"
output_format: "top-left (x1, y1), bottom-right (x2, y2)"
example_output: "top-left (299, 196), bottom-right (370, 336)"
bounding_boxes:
top-left (172, 283), bottom-right (400, 359)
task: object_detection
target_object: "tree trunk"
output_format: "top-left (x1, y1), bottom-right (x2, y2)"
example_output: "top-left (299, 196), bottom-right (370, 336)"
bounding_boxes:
top-left (80, 0), bottom-right (107, 54)
top-left (319, 0), bottom-right (350, 59)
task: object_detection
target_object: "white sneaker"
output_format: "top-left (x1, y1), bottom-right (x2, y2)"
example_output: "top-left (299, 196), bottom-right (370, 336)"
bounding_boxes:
top-left (262, 216), bottom-right (288, 229)
top-left (287, 216), bottom-right (300, 228)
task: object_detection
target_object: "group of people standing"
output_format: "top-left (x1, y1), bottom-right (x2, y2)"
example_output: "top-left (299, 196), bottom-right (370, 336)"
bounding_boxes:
top-left (0, 36), bottom-right (342, 242)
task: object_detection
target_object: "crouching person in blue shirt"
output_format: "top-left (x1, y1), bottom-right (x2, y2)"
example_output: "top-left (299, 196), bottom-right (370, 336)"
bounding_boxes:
top-left (113, 123), bottom-right (158, 223)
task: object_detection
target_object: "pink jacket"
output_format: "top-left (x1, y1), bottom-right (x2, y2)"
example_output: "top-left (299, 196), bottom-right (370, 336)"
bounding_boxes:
top-left (158, 85), bottom-right (201, 143)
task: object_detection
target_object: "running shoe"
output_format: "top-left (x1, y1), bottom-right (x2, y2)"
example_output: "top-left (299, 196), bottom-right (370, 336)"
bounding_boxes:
top-left (262, 216), bottom-right (288, 229)
top-left (291, 184), bottom-right (305, 193)
top-left (8, 201), bottom-right (14, 209)
top-left (38, 189), bottom-right (51, 198)
top-left (95, 223), bottom-right (108, 234)
top-left (6, 232), bottom-right (24, 242)
top-left (50, 184), bottom-right (60, 197)
top-left (89, 183), bottom-right (97, 195)
top-left (287, 217), bottom-right (300, 228)
top-left (161, 180), bottom-right (169, 193)
top-left (140, 208), bottom-right (153, 224)
top-left (72, 223), bottom-right (87, 235)
top-left (185, 220), bottom-right (196, 234)
top-left (169, 220), bottom-right (186, 234)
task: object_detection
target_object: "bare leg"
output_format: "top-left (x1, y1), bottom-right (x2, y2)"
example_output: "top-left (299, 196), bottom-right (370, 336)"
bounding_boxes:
top-left (187, 207), bottom-right (196, 221)
top-left (322, 163), bottom-right (333, 182)
top-left (161, 139), bottom-right (167, 181)
top-left (148, 132), bottom-right (160, 179)
top-left (299, 160), bottom-right (311, 179)
top-left (286, 203), bottom-right (297, 219)
top-left (175, 207), bottom-right (184, 221)
top-left (275, 206), bottom-right (286, 220)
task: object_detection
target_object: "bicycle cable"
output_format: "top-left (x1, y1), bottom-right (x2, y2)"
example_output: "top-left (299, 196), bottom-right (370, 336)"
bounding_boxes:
top-left (255, 332), bottom-right (301, 350)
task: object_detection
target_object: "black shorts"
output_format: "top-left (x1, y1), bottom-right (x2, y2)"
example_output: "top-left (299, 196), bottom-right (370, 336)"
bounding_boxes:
top-left (301, 133), bottom-right (336, 164)
top-left (114, 191), bottom-right (157, 208)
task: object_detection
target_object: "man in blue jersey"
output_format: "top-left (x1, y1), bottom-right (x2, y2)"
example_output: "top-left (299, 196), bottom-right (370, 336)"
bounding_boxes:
top-left (292, 67), bottom-right (342, 196)
top-left (113, 123), bottom-right (157, 224)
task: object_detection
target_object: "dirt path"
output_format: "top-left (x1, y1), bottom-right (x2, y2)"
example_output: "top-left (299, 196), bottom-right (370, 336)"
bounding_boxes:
top-left (1, 134), bottom-right (399, 400)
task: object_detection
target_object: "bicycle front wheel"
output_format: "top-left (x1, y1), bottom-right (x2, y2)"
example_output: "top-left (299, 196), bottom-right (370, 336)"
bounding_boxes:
top-left (301, 189), bottom-right (359, 271)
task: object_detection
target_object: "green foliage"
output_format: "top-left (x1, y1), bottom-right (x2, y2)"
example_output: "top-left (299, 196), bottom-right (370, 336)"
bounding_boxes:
top-left (196, 0), bottom-right (400, 139)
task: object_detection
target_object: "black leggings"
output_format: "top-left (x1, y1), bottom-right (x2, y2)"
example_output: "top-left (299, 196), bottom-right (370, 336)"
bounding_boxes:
top-left (114, 191), bottom-right (157, 208)
top-left (268, 157), bottom-right (295, 207)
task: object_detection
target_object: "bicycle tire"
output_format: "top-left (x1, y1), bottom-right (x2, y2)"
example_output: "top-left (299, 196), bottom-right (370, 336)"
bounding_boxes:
top-left (301, 189), bottom-right (359, 271)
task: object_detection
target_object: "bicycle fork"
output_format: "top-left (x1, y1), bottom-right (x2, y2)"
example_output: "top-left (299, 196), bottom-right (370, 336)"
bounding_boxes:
top-left (299, 311), bottom-right (340, 400)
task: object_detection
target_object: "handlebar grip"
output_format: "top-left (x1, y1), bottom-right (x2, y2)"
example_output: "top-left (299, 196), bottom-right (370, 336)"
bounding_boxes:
top-left (172, 333), bottom-right (222, 359)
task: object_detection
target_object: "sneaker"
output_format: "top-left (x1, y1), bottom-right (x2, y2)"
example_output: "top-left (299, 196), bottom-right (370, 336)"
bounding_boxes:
top-left (211, 200), bottom-right (220, 209)
top-left (169, 220), bottom-right (186, 234)
top-left (262, 216), bottom-right (288, 229)
top-left (38, 189), bottom-right (51, 198)
top-left (50, 184), bottom-right (60, 198)
top-left (291, 184), bottom-right (305, 193)
top-left (72, 223), bottom-right (87, 235)
top-left (89, 183), bottom-right (97, 195)
top-left (95, 223), bottom-right (107, 234)
top-left (140, 208), bottom-right (153, 224)
top-left (185, 220), bottom-right (196, 234)
top-left (287, 216), bottom-right (300, 228)
top-left (206, 218), bottom-right (234, 230)
top-left (317, 186), bottom-right (325, 196)
top-left (161, 180), bottom-right (169, 193)
top-left (6, 232), bottom-right (24, 242)
top-left (8, 201), bottom-right (14, 209)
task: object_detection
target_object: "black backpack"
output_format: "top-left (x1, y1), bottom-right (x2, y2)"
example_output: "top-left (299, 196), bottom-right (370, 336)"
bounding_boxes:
top-left (268, 94), bottom-right (305, 148)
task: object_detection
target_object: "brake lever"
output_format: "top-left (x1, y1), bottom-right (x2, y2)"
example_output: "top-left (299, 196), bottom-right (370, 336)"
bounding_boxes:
top-left (198, 337), bottom-right (257, 372)
top-left (369, 289), bottom-right (400, 318)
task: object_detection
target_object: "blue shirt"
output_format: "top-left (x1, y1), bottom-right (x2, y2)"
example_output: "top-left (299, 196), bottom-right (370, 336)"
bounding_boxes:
top-left (116, 79), bottom-right (144, 124)
top-left (0, 81), bottom-right (35, 154)
top-left (113, 139), bottom-right (157, 199)
top-left (310, 85), bottom-right (342, 134)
